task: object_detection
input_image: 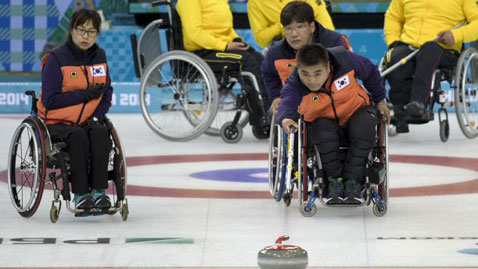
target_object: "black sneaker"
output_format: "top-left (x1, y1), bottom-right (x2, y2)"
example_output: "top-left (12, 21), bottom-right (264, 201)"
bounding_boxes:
top-left (91, 189), bottom-right (112, 209)
top-left (74, 193), bottom-right (95, 210)
top-left (396, 120), bottom-right (409, 133)
top-left (343, 179), bottom-right (364, 204)
top-left (326, 177), bottom-right (344, 204)
top-left (95, 195), bottom-right (111, 209)
top-left (405, 101), bottom-right (426, 117)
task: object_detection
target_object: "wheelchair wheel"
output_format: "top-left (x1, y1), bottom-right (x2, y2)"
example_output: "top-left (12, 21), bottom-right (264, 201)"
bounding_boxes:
top-left (283, 193), bottom-right (292, 207)
top-left (269, 118), bottom-right (286, 201)
top-left (372, 202), bottom-right (387, 217)
top-left (455, 47), bottom-right (478, 139)
top-left (204, 90), bottom-right (249, 136)
top-left (220, 121), bottom-right (243, 143)
top-left (106, 122), bottom-right (128, 220)
top-left (275, 130), bottom-right (288, 202)
top-left (139, 50), bottom-right (219, 141)
top-left (121, 199), bottom-right (129, 221)
top-left (252, 124), bottom-right (270, 140)
top-left (50, 203), bottom-right (60, 223)
top-left (268, 112), bottom-right (279, 197)
top-left (8, 117), bottom-right (47, 218)
top-left (377, 117), bottom-right (389, 206)
top-left (439, 120), bottom-right (449, 142)
top-left (297, 118), bottom-right (307, 205)
top-left (300, 201), bottom-right (317, 217)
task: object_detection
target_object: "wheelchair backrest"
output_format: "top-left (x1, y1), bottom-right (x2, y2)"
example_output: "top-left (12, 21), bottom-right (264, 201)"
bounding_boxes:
top-left (145, 0), bottom-right (184, 51)
top-left (166, 3), bottom-right (184, 51)
top-left (134, 19), bottom-right (163, 77)
top-left (134, 1), bottom-right (185, 77)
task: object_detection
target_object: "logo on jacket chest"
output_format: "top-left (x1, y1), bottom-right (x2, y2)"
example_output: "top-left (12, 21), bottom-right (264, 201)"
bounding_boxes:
top-left (334, 74), bottom-right (350, 91)
top-left (90, 65), bottom-right (106, 77)
top-left (70, 71), bottom-right (77, 78)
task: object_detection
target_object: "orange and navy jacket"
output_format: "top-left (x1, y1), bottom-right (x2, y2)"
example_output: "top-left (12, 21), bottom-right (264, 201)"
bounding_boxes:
top-left (37, 41), bottom-right (112, 126)
top-left (276, 47), bottom-right (385, 126)
top-left (261, 21), bottom-right (350, 104)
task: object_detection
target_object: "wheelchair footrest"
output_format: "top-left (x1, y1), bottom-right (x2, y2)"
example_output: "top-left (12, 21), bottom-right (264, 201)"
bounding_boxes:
top-left (74, 207), bottom-right (114, 217)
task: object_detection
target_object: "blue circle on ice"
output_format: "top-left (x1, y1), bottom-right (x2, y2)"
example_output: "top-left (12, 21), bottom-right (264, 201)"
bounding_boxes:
top-left (190, 168), bottom-right (268, 183)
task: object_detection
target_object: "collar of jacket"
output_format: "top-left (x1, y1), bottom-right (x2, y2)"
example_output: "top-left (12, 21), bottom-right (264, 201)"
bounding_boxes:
top-left (66, 38), bottom-right (99, 65)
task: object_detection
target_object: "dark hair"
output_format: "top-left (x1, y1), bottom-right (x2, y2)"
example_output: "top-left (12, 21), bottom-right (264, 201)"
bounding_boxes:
top-left (68, 8), bottom-right (102, 34)
top-left (280, 1), bottom-right (315, 27)
top-left (296, 43), bottom-right (329, 67)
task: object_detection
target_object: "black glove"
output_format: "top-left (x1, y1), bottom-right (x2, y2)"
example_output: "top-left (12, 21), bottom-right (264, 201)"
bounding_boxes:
top-left (85, 83), bottom-right (106, 101)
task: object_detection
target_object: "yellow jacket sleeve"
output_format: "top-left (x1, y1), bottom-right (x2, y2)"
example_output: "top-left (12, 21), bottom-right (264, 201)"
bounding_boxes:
top-left (384, 0), bottom-right (405, 46)
top-left (307, 0), bottom-right (335, 30)
top-left (451, 0), bottom-right (478, 45)
top-left (247, 0), bottom-right (282, 48)
top-left (178, 0), bottom-right (232, 51)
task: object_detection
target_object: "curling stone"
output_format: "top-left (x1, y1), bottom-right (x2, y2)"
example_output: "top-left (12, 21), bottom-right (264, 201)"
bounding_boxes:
top-left (257, 235), bottom-right (308, 269)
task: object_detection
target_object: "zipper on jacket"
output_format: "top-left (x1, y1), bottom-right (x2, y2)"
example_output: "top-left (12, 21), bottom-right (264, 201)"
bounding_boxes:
top-left (319, 89), bottom-right (340, 124)
top-left (76, 65), bottom-right (89, 125)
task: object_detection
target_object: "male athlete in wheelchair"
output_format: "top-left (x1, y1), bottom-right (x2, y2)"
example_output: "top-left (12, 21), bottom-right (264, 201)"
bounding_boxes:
top-left (7, 9), bottom-right (128, 223)
top-left (269, 43), bottom-right (389, 217)
top-left (130, 0), bottom-right (270, 143)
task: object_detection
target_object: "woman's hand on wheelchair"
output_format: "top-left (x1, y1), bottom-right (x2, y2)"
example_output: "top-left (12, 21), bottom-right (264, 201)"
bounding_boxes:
top-left (376, 101), bottom-right (391, 125)
top-left (281, 118), bottom-right (298, 134)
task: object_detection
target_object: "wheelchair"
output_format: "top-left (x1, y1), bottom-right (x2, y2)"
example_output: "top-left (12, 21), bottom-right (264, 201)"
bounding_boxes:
top-left (7, 91), bottom-right (129, 223)
top-left (380, 46), bottom-right (478, 142)
top-left (268, 112), bottom-right (388, 217)
top-left (130, 0), bottom-right (270, 143)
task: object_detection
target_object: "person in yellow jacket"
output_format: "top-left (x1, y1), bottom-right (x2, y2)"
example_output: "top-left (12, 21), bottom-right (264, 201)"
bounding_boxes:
top-left (248, 0), bottom-right (335, 48)
top-left (177, 0), bottom-right (270, 135)
top-left (384, 0), bottom-right (478, 133)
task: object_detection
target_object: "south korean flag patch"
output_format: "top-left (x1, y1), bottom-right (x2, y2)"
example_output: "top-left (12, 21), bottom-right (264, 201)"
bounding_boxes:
top-left (334, 74), bottom-right (350, 91)
top-left (90, 65), bottom-right (106, 77)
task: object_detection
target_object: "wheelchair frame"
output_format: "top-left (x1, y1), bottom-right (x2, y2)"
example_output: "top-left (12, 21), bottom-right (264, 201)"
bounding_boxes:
top-left (7, 91), bottom-right (129, 223)
top-left (130, 0), bottom-right (270, 143)
top-left (268, 113), bottom-right (388, 217)
top-left (380, 45), bottom-right (478, 142)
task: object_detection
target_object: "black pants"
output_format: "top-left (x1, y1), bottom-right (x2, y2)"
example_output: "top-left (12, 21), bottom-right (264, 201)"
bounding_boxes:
top-left (386, 41), bottom-right (458, 109)
top-left (194, 48), bottom-right (268, 105)
top-left (48, 123), bottom-right (112, 194)
top-left (309, 106), bottom-right (377, 181)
